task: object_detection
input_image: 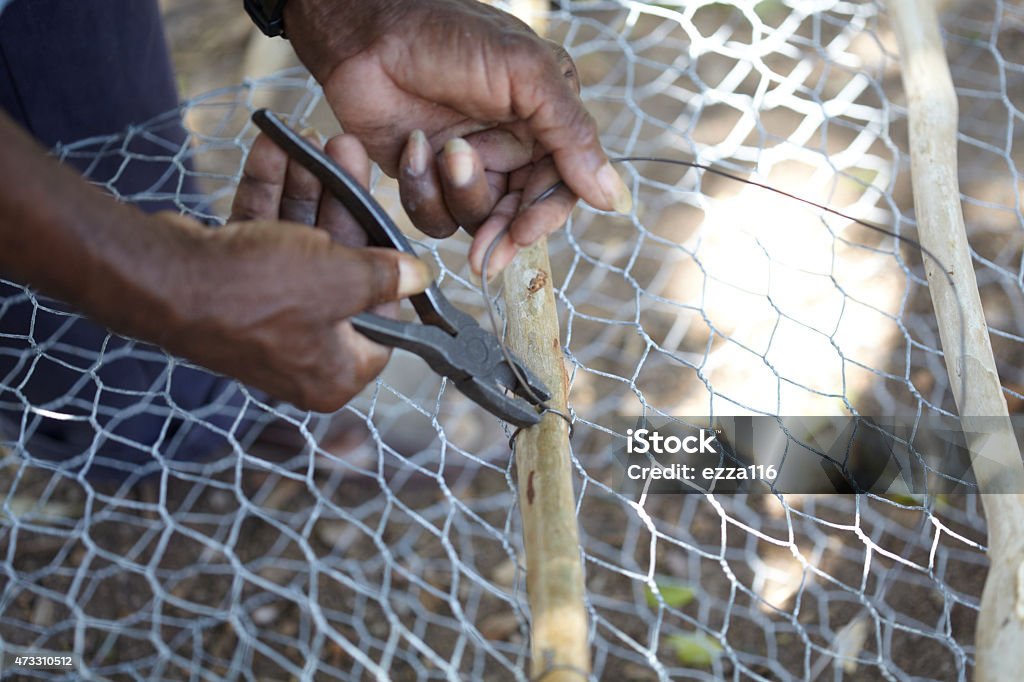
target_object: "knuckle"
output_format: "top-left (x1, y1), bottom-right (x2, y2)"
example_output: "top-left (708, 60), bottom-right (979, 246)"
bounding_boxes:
top-left (341, 253), bottom-right (396, 311)
top-left (557, 103), bottom-right (598, 150)
top-left (357, 257), bottom-right (388, 308)
top-left (502, 30), bottom-right (541, 56)
top-left (567, 100), bottom-right (597, 133)
top-left (545, 40), bottom-right (578, 85)
top-left (503, 33), bottom-right (558, 81)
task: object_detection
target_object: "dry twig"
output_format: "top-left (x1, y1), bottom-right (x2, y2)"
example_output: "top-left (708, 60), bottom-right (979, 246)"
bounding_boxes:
top-left (888, 1), bottom-right (1024, 678)
top-left (502, 240), bottom-right (590, 680)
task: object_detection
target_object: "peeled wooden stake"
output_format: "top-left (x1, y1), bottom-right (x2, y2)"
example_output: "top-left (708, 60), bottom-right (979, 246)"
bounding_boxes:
top-left (888, 1), bottom-right (1024, 679)
top-left (502, 239), bottom-right (590, 680)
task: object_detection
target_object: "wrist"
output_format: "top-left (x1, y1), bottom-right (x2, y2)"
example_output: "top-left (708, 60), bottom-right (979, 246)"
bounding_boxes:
top-left (282, 0), bottom-right (405, 81)
top-left (0, 112), bottom-right (205, 352)
top-left (78, 210), bottom-right (206, 349)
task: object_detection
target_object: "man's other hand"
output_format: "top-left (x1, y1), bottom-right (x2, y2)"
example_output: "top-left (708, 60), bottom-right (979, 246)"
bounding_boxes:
top-left (283, 0), bottom-right (632, 275)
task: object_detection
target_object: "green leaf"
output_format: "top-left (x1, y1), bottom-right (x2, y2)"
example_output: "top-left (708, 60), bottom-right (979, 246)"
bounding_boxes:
top-left (645, 578), bottom-right (696, 609)
top-left (668, 633), bottom-right (724, 668)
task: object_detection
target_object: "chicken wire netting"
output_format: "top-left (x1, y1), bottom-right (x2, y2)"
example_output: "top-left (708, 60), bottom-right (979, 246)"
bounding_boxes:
top-left (2, 0), bottom-right (1024, 679)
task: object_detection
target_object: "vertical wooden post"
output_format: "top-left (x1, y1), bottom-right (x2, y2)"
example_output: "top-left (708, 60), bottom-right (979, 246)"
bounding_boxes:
top-left (502, 239), bottom-right (590, 680)
top-left (888, 2), bottom-right (1024, 679)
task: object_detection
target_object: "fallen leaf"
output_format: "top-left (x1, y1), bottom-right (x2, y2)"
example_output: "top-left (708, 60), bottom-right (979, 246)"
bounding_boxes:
top-left (668, 632), bottom-right (723, 668)
top-left (645, 578), bottom-right (697, 609)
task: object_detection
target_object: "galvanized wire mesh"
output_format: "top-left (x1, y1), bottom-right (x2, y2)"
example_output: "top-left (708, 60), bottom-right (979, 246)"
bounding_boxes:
top-left (2, 0), bottom-right (1023, 679)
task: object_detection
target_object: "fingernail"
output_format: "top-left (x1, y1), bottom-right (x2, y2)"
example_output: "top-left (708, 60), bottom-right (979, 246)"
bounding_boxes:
top-left (596, 162), bottom-right (632, 214)
top-left (397, 255), bottom-right (433, 297)
top-left (408, 130), bottom-right (428, 176)
top-left (444, 138), bottom-right (474, 187)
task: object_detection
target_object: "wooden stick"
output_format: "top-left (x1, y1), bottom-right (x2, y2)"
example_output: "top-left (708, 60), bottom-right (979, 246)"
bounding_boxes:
top-left (502, 239), bottom-right (590, 680)
top-left (888, 2), bottom-right (1024, 678)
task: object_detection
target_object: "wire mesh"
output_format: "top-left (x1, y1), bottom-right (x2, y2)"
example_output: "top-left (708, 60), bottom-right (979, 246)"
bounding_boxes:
top-left (3, 0), bottom-right (1024, 679)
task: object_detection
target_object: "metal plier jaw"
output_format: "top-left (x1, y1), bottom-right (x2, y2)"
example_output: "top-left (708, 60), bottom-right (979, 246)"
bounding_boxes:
top-left (252, 109), bottom-right (551, 427)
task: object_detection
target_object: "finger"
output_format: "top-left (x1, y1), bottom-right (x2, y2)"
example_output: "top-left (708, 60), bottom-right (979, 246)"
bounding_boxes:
top-left (504, 39), bottom-right (632, 215)
top-left (317, 134), bottom-right (372, 247)
top-left (325, 246), bottom-right (433, 317)
top-left (230, 133), bottom-right (289, 222)
top-left (462, 127), bottom-right (533, 173)
top-left (510, 183), bottom-right (577, 248)
top-left (398, 130), bottom-right (459, 238)
top-left (438, 138), bottom-right (500, 232)
top-left (279, 130), bottom-right (325, 225)
top-left (468, 192), bottom-right (521, 277)
top-left (506, 157), bottom-right (578, 247)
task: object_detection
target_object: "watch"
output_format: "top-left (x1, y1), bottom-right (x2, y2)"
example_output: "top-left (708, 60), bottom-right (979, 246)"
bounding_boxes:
top-left (244, 0), bottom-right (289, 38)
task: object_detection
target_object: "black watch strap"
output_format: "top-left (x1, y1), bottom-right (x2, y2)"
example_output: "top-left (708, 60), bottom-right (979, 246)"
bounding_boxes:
top-left (244, 0), bottom-right (289, 38)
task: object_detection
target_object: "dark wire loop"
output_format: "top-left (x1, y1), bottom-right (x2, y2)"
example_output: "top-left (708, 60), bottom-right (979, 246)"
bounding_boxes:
top-left (480, 225), bottom-right (551, 409)
top-left (508, 407), bottom-right (575, 450)
top-left (470, 152), bottom-right (969, 680)
top-left (479, 154), bottom-right (968, 421)
top-left (480, 176), bottom-right (581, 442)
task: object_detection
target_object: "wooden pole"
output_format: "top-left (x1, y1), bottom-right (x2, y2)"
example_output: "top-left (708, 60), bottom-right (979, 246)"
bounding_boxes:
top-left (888, 2), bottom-right (1024, 678)
top-left (502, 239), bottom-right (590, 680)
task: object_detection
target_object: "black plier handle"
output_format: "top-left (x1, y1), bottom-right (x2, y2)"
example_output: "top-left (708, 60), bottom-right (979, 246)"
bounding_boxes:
top-left (251, 109), bottom-right (550, 427)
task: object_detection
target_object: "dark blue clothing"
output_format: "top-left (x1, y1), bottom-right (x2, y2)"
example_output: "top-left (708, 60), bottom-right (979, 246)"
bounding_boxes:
top-left (0, 0), bottom-right (255, 478)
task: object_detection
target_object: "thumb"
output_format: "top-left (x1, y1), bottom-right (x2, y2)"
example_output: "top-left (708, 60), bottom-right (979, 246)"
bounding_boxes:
top-left (509, 43), bottom-right (632, 215)
top-left (326, 246), bottom-right (433, 317)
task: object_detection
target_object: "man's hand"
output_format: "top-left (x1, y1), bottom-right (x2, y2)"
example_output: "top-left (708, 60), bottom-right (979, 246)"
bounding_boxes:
top-left (154, 130), bottom-right (428, 412)
top-left (0, 111), bottom-right (430, 413)
top-left (283, 0), bottom-right (632, 275)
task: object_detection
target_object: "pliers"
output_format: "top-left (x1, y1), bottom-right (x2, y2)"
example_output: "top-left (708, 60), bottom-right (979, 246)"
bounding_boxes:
top-left (252, 109), bottom-right (551, 427)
